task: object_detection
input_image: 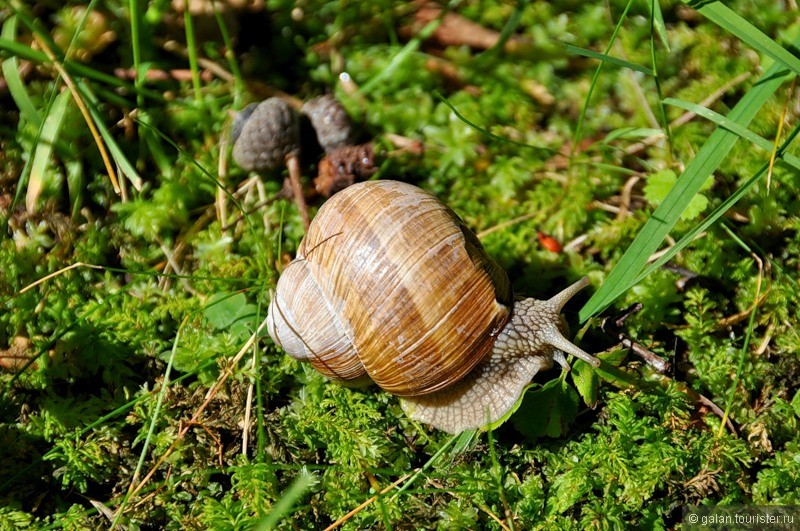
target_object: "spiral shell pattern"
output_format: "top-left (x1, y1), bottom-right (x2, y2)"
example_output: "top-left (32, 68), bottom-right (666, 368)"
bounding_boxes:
top-left (267, 180), bottom-right (512, 396)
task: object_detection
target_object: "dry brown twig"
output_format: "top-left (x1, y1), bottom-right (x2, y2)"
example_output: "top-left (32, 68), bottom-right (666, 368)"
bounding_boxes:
top-left (113, 67), bottom-right (214, 82)
top-left (323, 473), bottom-right (412, 531)
top-left (406, 0), bottom-right (526, 52)
top-left (616, 175), bottom-right (642, 221)
top-left (117, 316), bottom-right (270, 516)
top-left (600, 304), bottom-right (738, 435)
top-left (601, 303), bottom-right (671, 374)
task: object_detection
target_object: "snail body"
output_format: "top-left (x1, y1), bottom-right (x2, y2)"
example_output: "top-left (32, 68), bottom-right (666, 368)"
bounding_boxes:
top-left (267, 180), bottom-right (600, 433)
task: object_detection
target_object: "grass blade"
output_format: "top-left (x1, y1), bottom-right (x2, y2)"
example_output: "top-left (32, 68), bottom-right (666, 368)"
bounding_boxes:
top-left (211, 0), bottom-right (244, 107)
top-left (563, 43), bottom-right (654, 76)
top-left (435, 91), bottom-right (556, 154)
top-left (571, 0), bottom-right (635, 153)
top-left (0, 36), bottom-right (163, 103)
top-left (183, 9), bottom-right (203, 105)
top-left (111, 316), bottom-right (186, 528)
top-left (648, 1), bottom-right (672, 149)
top-left (26, 88), bottom-right (71, 213)
top-left (359, 6), bottom-right (444, 95)
top-left (579, 59), bottom-right (796, 321)
top-left (1, 16), bottom-right (41, 128)
top-left (684, 0), bottom-right (800, 75)
top-left (75, 78), bottom-right (144, 191)
top-left (664, 97), bottom-right (800, 170)
top-left (255, 468), bottom-right (318, 530)
top-left (649, 0), bottom-right (670, 51)
top-left (632, 121), bottom-right (800, 290)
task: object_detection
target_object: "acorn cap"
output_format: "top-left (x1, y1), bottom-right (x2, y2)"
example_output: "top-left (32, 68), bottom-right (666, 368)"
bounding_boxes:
top-left (232, 98), bottom-right (300, 172)
top-left (301, 95), bottom-right (354, 152)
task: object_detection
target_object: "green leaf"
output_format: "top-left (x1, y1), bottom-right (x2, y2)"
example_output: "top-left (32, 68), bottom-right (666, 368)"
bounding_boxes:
top-left (512, 379), bottom-right (579, 440)
top-left (27, 88), bottom-right (71, 213)
top-left (791, 389), bottom-right (800, 419)
top-left (1, 16), bottom-right (41, 128)
top-left (643, 169), bottom-right (711, 221)
top-left (572, 349), bottom-right (630, 407)
top-left (204, 292), bottom-right (258, 338)
top-left (572, 360), bottom-right (599, 408)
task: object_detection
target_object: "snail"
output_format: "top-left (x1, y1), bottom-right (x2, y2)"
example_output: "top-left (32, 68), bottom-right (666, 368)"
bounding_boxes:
top-left (267, 180), bottom-right (600, 433)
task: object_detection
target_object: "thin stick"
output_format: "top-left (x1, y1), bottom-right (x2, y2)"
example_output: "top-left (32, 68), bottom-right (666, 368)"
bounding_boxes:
top-left (286, 153), bottom-right (310, 230)
top-left (323, 473), bottom-right (411, 531)
top-left (475, 212), bottom-right (537, 239)
top-left (766, 77), bottom-right (796, 191)
top-left (161, 39), bottom-right (234, 82)
top-left (477, 503), bottom-right (512, 531)
top-left (716, 253), bottom-right (764, 439)
top-left (217, 131), bottom-right (230, 229)
top-left (158, 240), bottom-right (195, 294)
top-left (119, 316), bottom-right (270, 512)
top-left (242, 348), bottom-right (256, 457)
top-left (615, 175), bottom-right (641, 221)
top-left (20, 262), bottom-right (104, 294)
top-left (33, 35), bottom-right (123, 195)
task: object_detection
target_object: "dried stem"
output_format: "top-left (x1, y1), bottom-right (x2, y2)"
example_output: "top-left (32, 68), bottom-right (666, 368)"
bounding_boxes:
top-left (286, 153), bottom-right (310, 230)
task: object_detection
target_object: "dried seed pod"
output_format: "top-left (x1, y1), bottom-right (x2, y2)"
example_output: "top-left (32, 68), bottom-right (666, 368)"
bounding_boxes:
top-left (232, 98), bottom-right (300, 172)
top-left (302, 95), bottom-right (354, 152)
top-left (231, 98), bottom-right (309, 228)
top-left (267, 180), bottom-right (600, 433)
top-left (229, 101), bottom-right (258, 147)
top-left (314, 143), bottom-right (378, 197)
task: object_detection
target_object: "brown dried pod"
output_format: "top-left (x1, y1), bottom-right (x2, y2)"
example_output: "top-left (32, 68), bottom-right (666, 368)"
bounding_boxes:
top-left (313, 143), bottom-right (378, 197)
top-left (267, 180), bottom-right (599, 433)
top-left (232, 98), bottom-right (300, 172)
top-left (302, 95), bottom-right (355, 152)
top-left (231, 98), bottom-right (309, 228)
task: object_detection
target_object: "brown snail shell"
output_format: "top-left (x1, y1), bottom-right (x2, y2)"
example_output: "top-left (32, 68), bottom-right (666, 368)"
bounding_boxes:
top-left (267, 180), bottom-right (600, 433)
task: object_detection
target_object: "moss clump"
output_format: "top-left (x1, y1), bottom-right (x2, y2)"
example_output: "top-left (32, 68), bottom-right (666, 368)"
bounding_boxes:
top-left (1, 1), bottom-right (799, 528)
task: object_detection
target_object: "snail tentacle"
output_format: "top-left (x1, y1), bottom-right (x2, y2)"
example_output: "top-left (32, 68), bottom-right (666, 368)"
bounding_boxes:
top-left (536, 278), bottom-right (601, 368)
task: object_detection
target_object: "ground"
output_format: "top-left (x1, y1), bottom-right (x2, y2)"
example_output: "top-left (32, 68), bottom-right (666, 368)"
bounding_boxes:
top-left (0, 1), bottom-right (799, 529)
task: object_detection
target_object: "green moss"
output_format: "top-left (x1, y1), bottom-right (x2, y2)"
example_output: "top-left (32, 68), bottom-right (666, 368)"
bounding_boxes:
top-left (1, 0), bottom-right (799, 528)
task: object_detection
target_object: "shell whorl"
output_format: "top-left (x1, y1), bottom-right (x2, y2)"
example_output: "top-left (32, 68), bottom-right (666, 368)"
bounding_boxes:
top-left (267, 180), bottom-right (513, 396)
